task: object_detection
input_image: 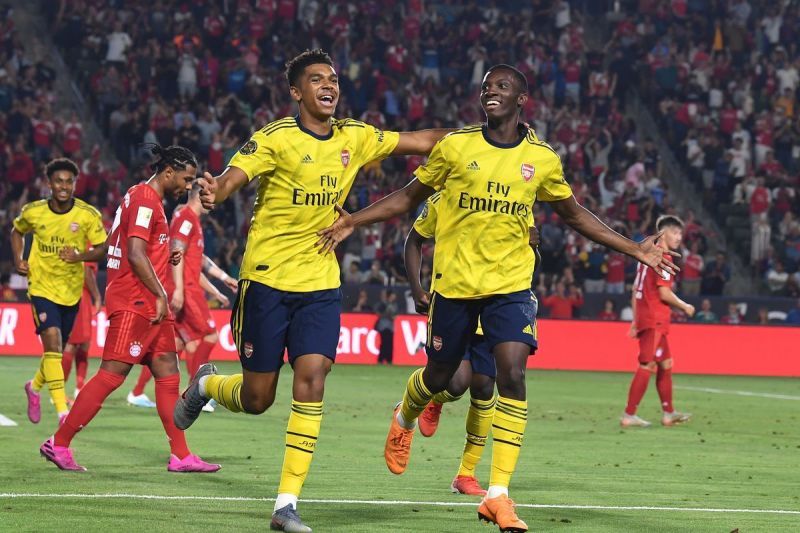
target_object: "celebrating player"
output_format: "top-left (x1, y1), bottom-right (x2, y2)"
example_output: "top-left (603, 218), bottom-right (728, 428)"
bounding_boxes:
top-left (40, 145), bottom-right (220, 474)
top-left (62, 260), bottom-right (102, 400)
top-left (407, 194), bottom-right (543, 497)
top-left (317, 64), bottom-right (677, 532)
top-left (622, 215), bottom-right (695, 428)
top-left (172, 49), bottom-right (449, 532)
top-left (11, 158), bottom-right (107, 425)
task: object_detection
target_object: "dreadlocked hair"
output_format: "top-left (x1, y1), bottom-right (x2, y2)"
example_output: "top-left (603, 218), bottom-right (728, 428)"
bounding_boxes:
top-left (145, 143), bottom-right (198, 173)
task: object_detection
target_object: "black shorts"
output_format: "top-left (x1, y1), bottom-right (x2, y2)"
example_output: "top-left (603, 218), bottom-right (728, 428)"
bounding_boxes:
top-left (427, 290), bottom-right (538, 365)
top-left (30, 296), bottom-right (79, 339)
top-left (231, 280), bottom-right (341, 373)
top-left (463, 334), bottom-right (496, 378)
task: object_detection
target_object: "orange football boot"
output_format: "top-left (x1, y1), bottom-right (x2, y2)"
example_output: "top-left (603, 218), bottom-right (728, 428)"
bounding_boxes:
top-left (478, 494), bottom-right (528, 532)
top-left (418, 401), bottom-right (443, 437)
top-left (384, 403), bottom-right (415, 474)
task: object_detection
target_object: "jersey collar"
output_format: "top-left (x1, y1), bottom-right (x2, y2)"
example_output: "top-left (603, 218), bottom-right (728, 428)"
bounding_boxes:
top-left (295, 115), bottom-right (334, 141)
top-left (481, 124), bottom-right (526, 149)
top-left (47, 198), bottom-right (75, 215)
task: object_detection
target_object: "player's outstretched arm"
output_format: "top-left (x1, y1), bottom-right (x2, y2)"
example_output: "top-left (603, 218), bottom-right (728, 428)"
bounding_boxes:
top-left (202, 254), bottom-right (238, 292)
top-left (60, 242), bottom-right (109, 263)
top-left (316, 178), bottom-right (436, 253)
top-left (10, 228), bottom-right (29, 276)
top-left (85, 264), bottom-right (102, 315)
top-left (657, 286), bottom-right (695, 317)
top-left (170, 239), bottom-right (187, 313)
top-left (200, 272), bottom-right (229, 307)
top-left (404, 228), bottom-right (431, 314)
top-left (128, 236), bottom-right (169, 323)
top-left (392, 129), bottom-right (454, 156)
top-left (549, 195), bottom-right (679, 275)
top-left (197, 167), bottom-right (249, 210)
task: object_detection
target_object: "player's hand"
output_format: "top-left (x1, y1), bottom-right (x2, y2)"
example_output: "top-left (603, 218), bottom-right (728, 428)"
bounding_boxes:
top-left (170, 291), bottom-right (184, 314)
top-left (59, 246), bottom-right (81, 263)
top-left (528, 226), bottom-right (540, 249)
top-left (170, 250), bottom-right (183, 266)
top-left (412, 289), bottom-right (432, 315)
top-left (316, 204), bottom-right (355, 254)
top-left (198, 172), bottom-right (217, 210)
top-left (14, 260), bottom-right (29, 276)
top-left (216, 293), bottom-right (230, 307)
top-left (684, 304), bottom-right (696, 318)
top-left (92, 298), bottom-right (102, 316)
top-left (152, 295), bottom-right (168, 324)
top-left (222, 275), bottom-right (238, 292)
top-left (635, 230), bottom-right (680, 276)
top-left (628, 323), bottom-right (637, 338)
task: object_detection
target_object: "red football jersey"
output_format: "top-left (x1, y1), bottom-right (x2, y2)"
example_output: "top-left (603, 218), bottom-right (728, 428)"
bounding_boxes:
top-left (167, 205), bottom-right (204, 291)
top-left (105, 184), bottom-right (171, 319)
top-left (633, 256), bottom-right (673, 333)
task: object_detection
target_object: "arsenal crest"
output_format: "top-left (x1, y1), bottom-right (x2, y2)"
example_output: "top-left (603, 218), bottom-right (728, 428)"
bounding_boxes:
top-left (341, 149), bottom-right (350, 167)
top-left (244, 342), bottom-right (254, 358)
top-left (521, 163), bottom-right (535, 182)
top-left (432, 336), bottom-right (443, 351)
top-left (70, 222), bottom-right (79, 233)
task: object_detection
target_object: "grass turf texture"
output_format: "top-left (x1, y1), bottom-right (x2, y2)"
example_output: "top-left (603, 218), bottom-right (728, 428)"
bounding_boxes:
top-left (1, 356), bottom-right (798, 532)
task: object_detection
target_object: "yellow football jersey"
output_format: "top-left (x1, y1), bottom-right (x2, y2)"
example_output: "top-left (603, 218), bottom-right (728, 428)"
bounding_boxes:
top-left (229, 116), bottom-right (400, 291)
top-left (414, 125), bottom-right (571, 299)
top-left (13, 198), bottom-right (107, 306)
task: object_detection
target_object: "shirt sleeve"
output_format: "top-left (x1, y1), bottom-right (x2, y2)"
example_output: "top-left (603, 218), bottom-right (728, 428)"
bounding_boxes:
top-left (169, 211), bottom-right (191, 247)
top-left (87, 210), bottom-right (108, 246)
top-left (357, 122), bottom-right (400, 166)
top-left (655, 255), bottom-right (674, 287)
top-left (12, 204), bottom-right (34, 234)
top-left (413, 140), bottom-right (449, 190)
top-left (125, 192), bottom-right (158, 242)
top-left (228, 129), bottom-right (277, 181)
top-left (412, 197), bottom-right (438, 239)
top-left (536, 148), bottom-right (573, 202)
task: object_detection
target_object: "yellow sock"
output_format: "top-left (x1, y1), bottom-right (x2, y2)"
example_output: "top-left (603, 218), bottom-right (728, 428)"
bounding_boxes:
top-left (41, 352), bottom-right (68, 413)
top-left (278, 400), bottom-right (323, 497)
top-left (489, 396), bottom-right (527, 489)
top-left (32, 359), bottom-right (46, 391)
top-left (400, 368), bottom-right (433, 425)
top-left (457, 395), bottom-right (496, 477)
top-left (431, 389), bottom-right (462, 405)
top-left (205, 374), bottom-right (244, 413)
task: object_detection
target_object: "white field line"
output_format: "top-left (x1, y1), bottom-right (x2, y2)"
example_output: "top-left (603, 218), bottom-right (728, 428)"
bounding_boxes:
top-left (675, 385), bottom-right (800, 401)
top-left (0, 413), bottom-right (18, 426)
top-left (0, 493), bottom-right (798, 515)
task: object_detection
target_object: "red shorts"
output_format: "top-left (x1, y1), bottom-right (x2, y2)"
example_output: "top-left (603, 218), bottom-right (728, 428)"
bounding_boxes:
top-left (174, 289), bottom-right (216, 343)
top-left (67, 296), bottom-right (93, 345)
top-left (103, 311), bottom-right (177, 365)
top-left (637, 328), bottom-right (671, 364)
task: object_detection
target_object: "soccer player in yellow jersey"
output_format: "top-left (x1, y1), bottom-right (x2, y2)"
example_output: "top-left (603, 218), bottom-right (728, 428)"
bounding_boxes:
top-left (406, 193), bottom-right (542, 497)
top-left (11, 158), bottom-right (108, 425)
top-left (172, 49), bottom-right (450, 533)
top-left (318, 64), bottom-right (678, 532)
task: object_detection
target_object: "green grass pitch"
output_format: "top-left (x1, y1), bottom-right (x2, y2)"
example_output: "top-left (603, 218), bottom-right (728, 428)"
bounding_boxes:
top-left (1, 356), bottom-right (798, 532)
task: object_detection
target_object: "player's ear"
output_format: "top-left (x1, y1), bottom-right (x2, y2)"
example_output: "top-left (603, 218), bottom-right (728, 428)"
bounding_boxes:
top-left (289, 85), bottom-right (302, 103)
top-left (517, 92), bottom-right (528, 108)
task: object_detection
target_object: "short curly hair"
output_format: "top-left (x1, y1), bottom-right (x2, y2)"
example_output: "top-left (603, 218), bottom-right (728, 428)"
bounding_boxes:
top-left (285, 49), bottom-right (334, 87)
top-left (45, 158), bottom-right (79, 180)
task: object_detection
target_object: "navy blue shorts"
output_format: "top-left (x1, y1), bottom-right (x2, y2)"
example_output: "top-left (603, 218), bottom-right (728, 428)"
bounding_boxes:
top-left (231, 280), bottom-right (341, 373)
top-left (30, 296), bottom-right (79, 340)
top-left (464, 334), bottom-right (496, 378)
top-left (427, 290), bottom-right (538, 364)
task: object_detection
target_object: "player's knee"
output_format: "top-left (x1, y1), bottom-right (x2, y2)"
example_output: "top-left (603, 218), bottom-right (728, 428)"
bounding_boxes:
top-left (641, 362), bottom-right (658, 373)
top-left (447, 374), bottom-right (470, 398)
top-left (205, 332), bottom-right (218, 344)
top-left (470, 376), bottom-right (495, 401)
top-left (659, 358), bottom-right (673, 370)
top-left (496, 368), bottom-right (526, 399)
top-left (242, 392), bottom-right (274, 414)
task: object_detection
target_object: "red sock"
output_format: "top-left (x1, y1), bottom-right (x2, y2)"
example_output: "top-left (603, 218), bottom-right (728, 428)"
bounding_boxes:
top-left (183, 348), bottom-right (197, 379)
top-left (625, 367), bottom-right (654, 416)
top-left (190, 340), bottom-right (215, 377)
top-left (154, 373), bottom-right (191, 459)
top-left (656, 367), bottom-right (674, 412)
top-left (132, 366), bottom-right (153, 396)
top-left (54, 369), bottom-right (125, 447)
top-left (61, 346), bottom-right (75, 382)
top-left (75, 348), bottom-right (88, 390)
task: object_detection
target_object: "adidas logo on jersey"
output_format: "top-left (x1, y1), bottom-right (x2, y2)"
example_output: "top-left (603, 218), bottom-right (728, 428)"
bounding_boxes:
top-left (466, 160), bottom-right (480, 171)
top-left (302, 154), bottom-right (314, 163)
top-left (522, 324), bottom-right (534, 335)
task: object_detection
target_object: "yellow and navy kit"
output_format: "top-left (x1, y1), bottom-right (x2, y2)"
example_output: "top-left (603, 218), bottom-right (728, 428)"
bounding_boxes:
top-left (414, 124), bottom-right (571, 299)
top-left (229, 116), bottom-right (400, 292)
top-left (13, 198), bottom-right (107, 306)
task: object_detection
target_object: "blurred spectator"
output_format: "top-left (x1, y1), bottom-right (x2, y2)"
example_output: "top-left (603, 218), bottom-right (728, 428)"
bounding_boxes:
top-left (1, 273), bottom-right (17, 301)
top-left (376, 290), bottom-right (399, 365)
top-left (344, 260), bottom-right (363, 284)
top-left (694, 299), bottom-right (718, 324)
top-left (766, 260), bottom-right (789, 295)
top-left (720, 302), bottom-right (744, 325)
top-left (541, 282), bottom-right (584, 319)
top-left (363, 260), bottom-right (389, 286)
top-left (786, 299), bottom-right (800, 325)
top-left (604, 252), bottom-right (626, 294)
top-left (597, 299), bottom-right (618, 321)
top-left (681, 240), bottom-right (704, 296)
top-left (701, 252), bottom-right (731, 295)
top-left (755, 307), bottom-right (770, 325)
top-left (351, 289), bottom-right (373, 313)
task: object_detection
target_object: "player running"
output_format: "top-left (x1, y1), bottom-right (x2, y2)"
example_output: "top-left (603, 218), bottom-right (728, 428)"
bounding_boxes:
top-left (317, 64), bottom-right (678, 532)
top-left (62, 260), bottom-right (102, 401)
top-left (40, 145), bottom-right (220, 474)
top-left (11, 158), bottom-right (107, 425)
top-left (622, 215), bottom-right (695, 428)
top-left (173, 49), bottom-right (450, 532)
top-left (407, 194), bottom-right (542, 497)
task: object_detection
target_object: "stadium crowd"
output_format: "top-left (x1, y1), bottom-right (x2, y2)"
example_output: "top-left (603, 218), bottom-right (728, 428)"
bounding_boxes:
top-left (1, 1), bottom-right (798, 322)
